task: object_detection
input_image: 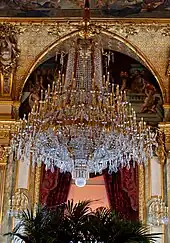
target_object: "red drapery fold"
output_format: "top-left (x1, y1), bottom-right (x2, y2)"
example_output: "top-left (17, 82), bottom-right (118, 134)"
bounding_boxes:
top-left (40, 165), bottom-right (71, 207)
top-left (103, 165), bottom-right (139, 221)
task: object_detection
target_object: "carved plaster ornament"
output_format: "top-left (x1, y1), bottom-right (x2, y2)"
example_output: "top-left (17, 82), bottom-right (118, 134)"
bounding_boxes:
top-left (0, 24), bottom-right (19, 71)
top-left (0, 145), bottom-right (8, 164)
top-left (0, 23), bottom-right (20, 95)
top-left (155, 131), bottom-right (167, 164)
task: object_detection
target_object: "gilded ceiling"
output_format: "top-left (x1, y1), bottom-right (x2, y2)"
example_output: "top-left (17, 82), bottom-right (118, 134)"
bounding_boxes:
top-left (0, 0), bottom-right (170, 17)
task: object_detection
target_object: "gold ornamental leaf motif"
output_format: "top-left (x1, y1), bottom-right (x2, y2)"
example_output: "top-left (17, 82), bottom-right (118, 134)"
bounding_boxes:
top-left (92, 21), bottom-right (170, 38)
top-left (0, 23), bottom-right (20, 71)
top-left (162, 25), bottom-right (170, 37)
top-left (47, 22), bottom-right (78, 36)
top-left (0, 146), bottom-right (8, 164)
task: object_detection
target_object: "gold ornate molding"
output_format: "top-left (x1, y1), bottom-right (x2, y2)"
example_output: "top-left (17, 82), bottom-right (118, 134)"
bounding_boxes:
top-left (159, 122), bottom-right (170, 151)
top-left (0, 146), bottom-right (7, 224)
top-left (138, 164), bottom-right (146, 222)
top-left (33, 164), bottom-right (41, 208)
top-left (0, 163), bottom-right (6, 224)
top-left (0, 120), bottom-right (19, 141)
top-left (0, 146), bottom-right (8, 164)
top-left (15, 19), bottom-right (170, 38)
top-left (0, 18), bottom-right (170, 41)
top-left (156, 131), bottom-right (167, 165)
top-left (0, 23), bottom-right (20, 97)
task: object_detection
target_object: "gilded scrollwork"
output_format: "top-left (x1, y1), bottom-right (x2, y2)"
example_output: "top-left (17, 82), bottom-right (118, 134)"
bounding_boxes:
top-left (0, 23), bottom-right (20, 71)
top-left (4, 19), bottom-right (170, 41)
top-left (156, 130), bottom-right (167, 164)
top-left (159, 122), bottom-right (170, 152)
top-left (0, 121), bottom-right (19, 145)
top-left (11, 101), bottom-right (20, 120)
top-left (0, 23), bottom-right (20, 95)
top-left (47, 22), bottom-right (78, 36)
top-left (90, 21), bottom-right (170, 38)
top-left (34, 165), bottom-right (42, 207)
top-left (8, 21), bottom-right (79, 37)
top-left (162, 25), bottom-right (170, 37)
top-left (0, 145), bottom-right (8, 164)
top-left (138, 165), bottom-right (145, 222)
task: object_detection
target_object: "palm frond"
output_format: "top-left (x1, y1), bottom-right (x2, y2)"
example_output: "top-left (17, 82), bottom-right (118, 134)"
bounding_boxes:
top-left (4, 201), bottom-right (161, 243)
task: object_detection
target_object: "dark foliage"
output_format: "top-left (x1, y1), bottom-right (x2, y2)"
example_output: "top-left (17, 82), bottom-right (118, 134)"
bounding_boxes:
top-left (4, 200), bottom-right (161, 243)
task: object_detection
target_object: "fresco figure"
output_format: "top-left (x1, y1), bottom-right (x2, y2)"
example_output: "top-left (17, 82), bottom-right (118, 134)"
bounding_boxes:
top-left (101, 0), bottom-right (143, 17)
top-left (120, 71), bottom-right (129, 92)
top-left (130, 70), bottom-right (145, 93)
top-left (141, 0), bottom-right (165, 12)
top-left (19, 69), bottom-right (47, 117)
top-left (0, 0), bottom-right (170, 17)
top-left (140, 81), bottom-right (159, 113)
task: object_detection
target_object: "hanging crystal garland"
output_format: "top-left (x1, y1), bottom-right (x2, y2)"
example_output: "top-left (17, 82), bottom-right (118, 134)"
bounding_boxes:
top-left (11, 1), bottom-right (158, 187)
top-left (11, 35), bottom-right (157, 187)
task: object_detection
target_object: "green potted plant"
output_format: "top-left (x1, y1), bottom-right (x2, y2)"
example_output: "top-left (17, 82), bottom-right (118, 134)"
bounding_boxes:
top-left (5, 200), bottom-right (161, 243)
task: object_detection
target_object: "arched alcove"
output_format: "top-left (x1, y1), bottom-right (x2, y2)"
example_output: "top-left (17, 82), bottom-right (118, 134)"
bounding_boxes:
top-left (19, 31), bottom-right (165, 101)
top-left (19, 36), bottom-right (164, 125)
top-left (18, 33), bottom-right (164, 222)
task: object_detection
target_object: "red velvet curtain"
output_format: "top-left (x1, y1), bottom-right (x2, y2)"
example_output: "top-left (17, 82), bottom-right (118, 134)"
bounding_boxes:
top-left (40, 165), bottom-right (71, 207)
top-left (104, 165), bottom-right (139, 221)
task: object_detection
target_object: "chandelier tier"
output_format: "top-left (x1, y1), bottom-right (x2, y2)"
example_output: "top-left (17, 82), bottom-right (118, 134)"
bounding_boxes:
top-left (12, 40), bottom-right (156, 187)
top-left (12, 3), bottom-right (157, 187)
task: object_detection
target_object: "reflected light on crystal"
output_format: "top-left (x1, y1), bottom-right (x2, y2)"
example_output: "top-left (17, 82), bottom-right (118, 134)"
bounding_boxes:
top-left (11, 30), bottom-right (159, 186)
top-left (75, 178), bottom-right (87, 187)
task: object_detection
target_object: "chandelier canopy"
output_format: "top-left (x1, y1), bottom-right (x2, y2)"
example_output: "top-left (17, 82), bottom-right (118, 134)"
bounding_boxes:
top-left (12, 2), bottom-right (157, 187)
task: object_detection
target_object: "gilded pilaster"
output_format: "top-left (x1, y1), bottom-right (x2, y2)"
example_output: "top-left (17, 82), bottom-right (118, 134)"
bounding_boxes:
top-left (0, 121), bottom-right (17, 235)
top-left (33, 164), bottom-right (42, 208)
top-left (0, 146), bottom-right (7, 225)
top-left (159, 122), bottom-right (170, 243)
top-left (138, 164), bottom-right (146, 222)
top-left (0, 23), bottom-right (20, 98)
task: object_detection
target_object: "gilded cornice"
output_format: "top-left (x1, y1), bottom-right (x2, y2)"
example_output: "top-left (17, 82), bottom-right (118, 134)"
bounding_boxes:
top-left (1, 18), bottom-right (170, 37)
top-left (0, 19), bottom-right (79, 37)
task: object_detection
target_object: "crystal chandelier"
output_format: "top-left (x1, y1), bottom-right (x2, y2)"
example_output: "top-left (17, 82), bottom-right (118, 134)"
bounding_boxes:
top-left (148, 197), bottom-right (169, 226)
top-left (11, 2), bottom-right (157, 187)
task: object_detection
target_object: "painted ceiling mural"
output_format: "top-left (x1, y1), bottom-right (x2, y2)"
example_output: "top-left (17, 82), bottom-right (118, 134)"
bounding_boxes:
top-left (0, 0), bottom-right (170, 17)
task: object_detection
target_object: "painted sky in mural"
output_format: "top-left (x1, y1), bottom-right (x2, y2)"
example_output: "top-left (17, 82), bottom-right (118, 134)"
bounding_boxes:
top-left (0, 0), bottom-right (170, 17)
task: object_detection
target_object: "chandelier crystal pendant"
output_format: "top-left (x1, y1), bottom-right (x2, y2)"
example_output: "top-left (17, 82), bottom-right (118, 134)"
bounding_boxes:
top-left (12, 38), bottom-right (156, 187)
top-left (12, 3), bottom-right (157, 187)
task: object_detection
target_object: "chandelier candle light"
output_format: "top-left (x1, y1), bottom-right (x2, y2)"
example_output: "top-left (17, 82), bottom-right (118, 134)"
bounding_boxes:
top-left (12, 1), bottom-right (157, 187)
